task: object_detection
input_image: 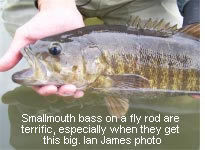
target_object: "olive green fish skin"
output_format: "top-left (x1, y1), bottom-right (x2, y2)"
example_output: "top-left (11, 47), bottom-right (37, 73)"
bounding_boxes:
top-left (12, 25), bottom-right (200, 93)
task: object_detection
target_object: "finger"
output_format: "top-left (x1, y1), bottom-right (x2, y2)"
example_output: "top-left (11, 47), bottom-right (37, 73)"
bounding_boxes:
top-left (32, 85), bottom-right (58, 96)
top-left (74, 90), bottom-right (84, 98)
top-left (0, 29), bottom-right (33, 71)
top-left (58, 84), bottom-right (77, 96)
top-left (0, 45), bottom-right (22, 71)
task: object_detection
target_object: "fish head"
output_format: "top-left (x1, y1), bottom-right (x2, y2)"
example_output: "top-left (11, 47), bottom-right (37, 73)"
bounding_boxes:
top-left (12, 36), bottom-right (107, 89)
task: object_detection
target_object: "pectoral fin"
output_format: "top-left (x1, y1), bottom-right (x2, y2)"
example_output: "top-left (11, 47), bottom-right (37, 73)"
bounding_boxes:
top-left (105, 96), bottom-right (129, 118)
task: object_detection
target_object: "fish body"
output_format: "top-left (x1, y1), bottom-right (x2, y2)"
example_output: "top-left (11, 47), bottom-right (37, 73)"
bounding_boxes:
top-left (12, 21), bottom-right (200, 117)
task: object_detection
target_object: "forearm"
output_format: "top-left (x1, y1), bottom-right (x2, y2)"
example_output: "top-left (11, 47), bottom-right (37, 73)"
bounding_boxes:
top-left (37, 0), bottom-right (77, 11)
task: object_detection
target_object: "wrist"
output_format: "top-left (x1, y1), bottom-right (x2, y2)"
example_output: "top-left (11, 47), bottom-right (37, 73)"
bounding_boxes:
top-left (38, 0), bottom-right (76, 11)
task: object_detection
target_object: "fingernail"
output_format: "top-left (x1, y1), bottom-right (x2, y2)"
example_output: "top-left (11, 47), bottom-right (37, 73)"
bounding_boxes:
top-left (74, 91), bottom-right (84, 98)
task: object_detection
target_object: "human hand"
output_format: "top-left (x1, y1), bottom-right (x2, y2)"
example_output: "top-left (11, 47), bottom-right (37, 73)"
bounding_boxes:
top-left (0, 0), bottom-right (85, 98)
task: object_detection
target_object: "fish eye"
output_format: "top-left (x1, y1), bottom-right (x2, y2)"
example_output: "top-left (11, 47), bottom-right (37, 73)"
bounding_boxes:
top-left (48, 42), bottom-right (62, 55)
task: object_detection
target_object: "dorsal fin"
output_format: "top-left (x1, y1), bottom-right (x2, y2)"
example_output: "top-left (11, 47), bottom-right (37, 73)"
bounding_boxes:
top-left (179, 23), bottom-right (200, 38)
top-left (127, 16), bottom-right (178, 37)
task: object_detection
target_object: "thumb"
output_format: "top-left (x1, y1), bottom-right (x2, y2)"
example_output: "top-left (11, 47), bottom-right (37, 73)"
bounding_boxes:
top-left (0, 29), bottom-right (33, 72)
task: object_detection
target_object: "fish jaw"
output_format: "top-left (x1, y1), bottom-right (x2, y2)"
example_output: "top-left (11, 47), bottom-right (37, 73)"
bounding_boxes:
top-left (12, 46), bottom-right (49, 86)
top-left (12, 68), bottom-right (34, 85)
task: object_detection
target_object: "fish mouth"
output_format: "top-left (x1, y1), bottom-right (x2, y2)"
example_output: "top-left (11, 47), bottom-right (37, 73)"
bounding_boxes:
top-left (12, 68), bottom-right (34, 85)
top-left (12, 46), bottom-right (48, 86)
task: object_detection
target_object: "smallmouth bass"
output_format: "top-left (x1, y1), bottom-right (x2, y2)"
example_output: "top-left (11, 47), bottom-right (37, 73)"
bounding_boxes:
top-left (12, 19), bottom-right (200, 118)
